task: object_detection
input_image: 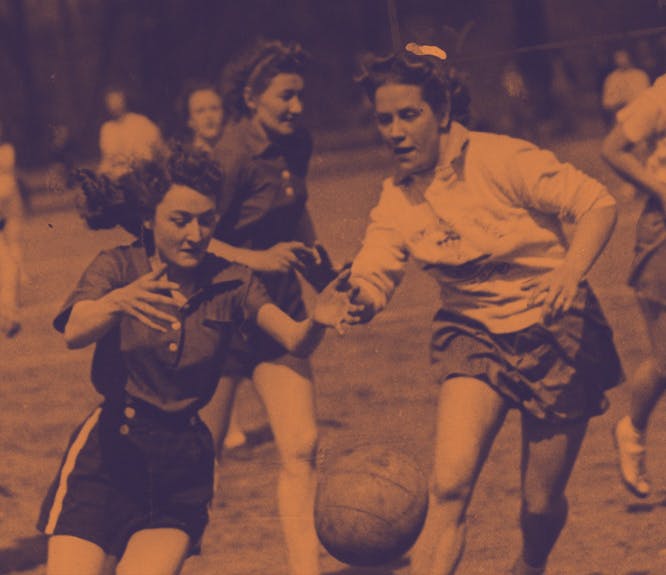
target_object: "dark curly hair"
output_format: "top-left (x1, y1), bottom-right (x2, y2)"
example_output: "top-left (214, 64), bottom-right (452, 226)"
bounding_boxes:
top-left (72, 143), bottom-right (223, 239)
top-left (221, 38), bottom-right (310, 122)
top-left (357, 47), bottom-right (471, 126)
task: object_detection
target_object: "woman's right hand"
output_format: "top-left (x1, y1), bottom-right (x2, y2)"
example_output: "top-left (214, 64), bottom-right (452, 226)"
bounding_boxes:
top-left (108, 264), bottom-right (181, 332)
top-left (244, 241), bottom-right (316, 273)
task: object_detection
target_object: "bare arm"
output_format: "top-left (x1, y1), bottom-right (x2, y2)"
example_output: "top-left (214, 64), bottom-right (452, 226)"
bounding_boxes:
top-left (208, 237), bottom-right (314, 273)
top-left (255, 304), bottom-right (327, 357)
top-left (254, 270), bottom-right (360, 356)
top-left (602, 123), bottom-right (666, 205)
top-left (523, 202), bottom-right (617, 320)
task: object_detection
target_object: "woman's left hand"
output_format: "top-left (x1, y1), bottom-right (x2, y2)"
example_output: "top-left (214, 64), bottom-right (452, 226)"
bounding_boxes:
top-left (521, 263), bottom-right (581, 322)
top-left (313, 269), bottom-right (364, 335)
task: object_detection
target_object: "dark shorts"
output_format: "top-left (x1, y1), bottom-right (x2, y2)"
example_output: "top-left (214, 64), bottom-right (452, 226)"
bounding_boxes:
top-left (37, 395), bottom-right (214, 558)
top-left (431, 283), bottom-right (623, 423)
top-left (629, 196), bottom-right (666, 292)
top-left (632, 239), bottom-right (666, 308)
top-left (222, 268), bottom-right (309, 377)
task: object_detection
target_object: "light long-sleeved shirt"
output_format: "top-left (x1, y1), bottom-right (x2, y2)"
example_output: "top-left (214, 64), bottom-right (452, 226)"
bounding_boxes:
top-left (351, 122), bottom-right (615, 334)
top-left (617, 74), bottom-right (666, 183)
top-left (99, 113), bottom-right (161, 179)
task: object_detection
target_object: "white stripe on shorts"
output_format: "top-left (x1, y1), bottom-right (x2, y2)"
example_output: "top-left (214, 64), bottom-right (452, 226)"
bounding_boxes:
top-left (44, 407), bottom-right (102, 534)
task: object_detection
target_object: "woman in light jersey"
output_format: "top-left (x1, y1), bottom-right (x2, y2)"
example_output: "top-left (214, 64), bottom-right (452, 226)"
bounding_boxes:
top-left (603, 74), bottom-right (666, 498)
top-left (348, 45), bottom-right (622, 575)
top-left (98, 87), bottom-right (162, 179)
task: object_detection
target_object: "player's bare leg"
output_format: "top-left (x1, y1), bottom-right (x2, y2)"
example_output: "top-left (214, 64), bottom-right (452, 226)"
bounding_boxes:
top-left (511, 416), bottom-right (587, 574)
top-left (200, 375), bottom-right (243, 458)
top-left (115, 528), bottom-right (189, 575)
top-left (411, 376), bottom-right (508, 575)
top-left (254, 361), bottom-right (319, 575)
top-left (615, 298), bottom-right (666, 497)
top-left (47, 535), bottom-right (110, 575)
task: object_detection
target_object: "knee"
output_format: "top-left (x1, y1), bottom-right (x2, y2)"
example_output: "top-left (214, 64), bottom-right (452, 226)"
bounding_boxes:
top-left (521, 492), bottom-right (568, 517)
top-left (430, 476), bottom-right (473, 510)
top-left (645, 357), bottom-right (666, 383)
top-left (279, 429), bottom-right (318, 472)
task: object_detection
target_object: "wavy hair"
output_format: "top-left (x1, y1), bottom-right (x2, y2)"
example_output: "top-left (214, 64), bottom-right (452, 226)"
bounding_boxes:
top-left (72, 143), bottom-right (223, 239)
top-left (357, 47), bottom-right (471, 125)
top-left (221, 38), bottom-right (310, 122)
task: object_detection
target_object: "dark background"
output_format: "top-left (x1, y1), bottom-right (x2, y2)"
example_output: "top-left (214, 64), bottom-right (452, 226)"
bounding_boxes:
top-left (1, 0), bottom-right (666, 166)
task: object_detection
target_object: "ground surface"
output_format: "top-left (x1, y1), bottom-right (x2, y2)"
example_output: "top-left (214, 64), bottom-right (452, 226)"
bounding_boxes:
top-left (0, 136), bottom-right (664, 575)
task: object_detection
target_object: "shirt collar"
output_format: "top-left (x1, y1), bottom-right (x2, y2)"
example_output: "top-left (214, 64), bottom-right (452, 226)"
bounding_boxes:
top-left (233, 117), bottom-right (272, 158)
top-left (393, 121), bottom-right (470, 186)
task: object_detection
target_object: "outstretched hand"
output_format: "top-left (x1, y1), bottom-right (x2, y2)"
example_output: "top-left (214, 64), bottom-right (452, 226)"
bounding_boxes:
top-left (109, 263), bottom-right (181, 332)
top-left (313, 269), bottom-right (364, 335)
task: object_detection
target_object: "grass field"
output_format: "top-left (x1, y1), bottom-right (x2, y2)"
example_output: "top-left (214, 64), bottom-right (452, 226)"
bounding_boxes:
top-left (0, 136), bottom-right (665, 575)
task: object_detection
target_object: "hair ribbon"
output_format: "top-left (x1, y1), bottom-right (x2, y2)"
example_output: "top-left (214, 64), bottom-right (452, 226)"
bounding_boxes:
top-left (405, 42), bottom-right (447, 61)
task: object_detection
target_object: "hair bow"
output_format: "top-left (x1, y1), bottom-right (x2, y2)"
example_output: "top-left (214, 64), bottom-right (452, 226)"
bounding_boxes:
top-left (405, 42), bottom-right (447, 61)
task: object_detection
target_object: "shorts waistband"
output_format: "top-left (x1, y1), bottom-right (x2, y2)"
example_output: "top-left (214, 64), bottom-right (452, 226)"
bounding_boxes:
top-left (105, 394), bottom-right (201, 428)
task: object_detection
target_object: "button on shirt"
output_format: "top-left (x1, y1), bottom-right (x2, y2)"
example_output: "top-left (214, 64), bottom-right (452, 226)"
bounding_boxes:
top-left (213, 118), bottom-right (312, 250)
top-left (54, 243), bottom-right (272, 412)
top-left (351, 122), bottom-right (616, 334)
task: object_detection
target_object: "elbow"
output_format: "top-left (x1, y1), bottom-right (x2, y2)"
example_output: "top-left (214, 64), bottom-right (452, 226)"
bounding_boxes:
top-left (63, 325), bottom-right (88, 349)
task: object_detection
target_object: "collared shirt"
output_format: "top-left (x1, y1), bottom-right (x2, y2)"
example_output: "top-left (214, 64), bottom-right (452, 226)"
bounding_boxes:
top-left (54, 243), bottom-right (271, 412)
top-left (602, 67), bottom-right (650, 115)
top-left (212, 118), bottom-right (312, 249)
top-left (351, 122), bottom-right (615, 334)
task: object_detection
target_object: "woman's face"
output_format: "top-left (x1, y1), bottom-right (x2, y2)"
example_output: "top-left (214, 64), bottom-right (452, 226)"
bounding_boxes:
top-left (249, 73), bottom-right (304, 137)
top-left (188, 89), bottom-right (223, 142)
top-left (105, 90), bottom-right (127, 118)
top-left (147, 184), bottom-right (218, 269)
top-left (374, 83), bottom-right (444, 176)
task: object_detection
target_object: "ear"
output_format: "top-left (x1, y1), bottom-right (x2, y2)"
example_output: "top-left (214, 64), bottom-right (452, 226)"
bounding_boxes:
top-left (243, 85), bottom-right (257, 112)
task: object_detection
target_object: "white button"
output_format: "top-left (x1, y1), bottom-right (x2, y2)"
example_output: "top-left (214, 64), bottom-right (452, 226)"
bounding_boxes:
top-left (119, 424), bottom-right (130, 435)
top-left (285, 186), bottom-right (294, 197)
top-left (123, 406), bottom-right (136, 419)
top-left (281, 169), bottom-right (291, 180)
top-left (171, 321), bottom-right (181, 331)
top-left (168, 342), bottom-right (178, 352)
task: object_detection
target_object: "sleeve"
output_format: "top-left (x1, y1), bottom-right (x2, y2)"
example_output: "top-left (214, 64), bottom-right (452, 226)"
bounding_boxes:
top-left (616, 88), bottom-right (661, 145)
top-left (350, 182), bottom-right (410, 312)
top-left (239, 271), bottom-right (273, 325)
top-left (506, 139), bottom-right (615, 223)
top-left (53, 249), bottom-right (124, 333)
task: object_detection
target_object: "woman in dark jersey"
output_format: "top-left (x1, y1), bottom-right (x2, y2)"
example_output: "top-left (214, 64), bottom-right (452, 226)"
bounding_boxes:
top-left (37, 145), bottom-right (353, 575)
top-left (202, 40), bottom-right (335, 575)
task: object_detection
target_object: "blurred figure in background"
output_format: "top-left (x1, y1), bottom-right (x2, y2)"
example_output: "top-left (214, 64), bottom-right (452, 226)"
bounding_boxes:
top-left (179, 80), bottom-right (224, 154)
top-left (602, 48), bottom-right (650, 123)
top-left (602, 73), bottom-right (666, 499)
top-left (500, 60), bottom-right (537, 140)
top-left (0, 120), bottom-right (24, 337)
top-left (99, 86), bottom-right (162, 179)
